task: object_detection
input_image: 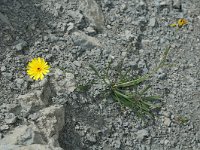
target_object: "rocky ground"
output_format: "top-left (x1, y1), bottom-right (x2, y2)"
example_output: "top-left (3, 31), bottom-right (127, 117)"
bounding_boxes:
top-left (0, 0), bottom-right (200, 149)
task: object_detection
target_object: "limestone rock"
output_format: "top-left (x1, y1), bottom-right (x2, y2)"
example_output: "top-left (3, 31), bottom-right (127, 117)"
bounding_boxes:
top-left (0, 12), bottom-right (13, 30)
top-left (163, 117), bottom-right (171, 127)
top-left (0, 144), bottom-right (63, 150)
top-left (136, 129), bottom-right (149, 141)
top-left (173, 0), bottom-right (181, 10)
top-left (72, 31), bottom-right (101, 50)
top-left (52, 69), bottom-right (76, 95)
top-left (16, 91), bottom-right (45, 117)
top-left (35, 105), bottom-right (65, 147)
top-left (148, 17), bottom-right (157, 27)
top-left (15, 40), bottom-right (27, 51)
top-left (79, 0), bottom-right (104, 32)
top-left (0, 125), bottom-right (46, 145)
top-left (17, 79), bottom-right (56, 117)
top-left (5, 113), bottom-right (17, 124)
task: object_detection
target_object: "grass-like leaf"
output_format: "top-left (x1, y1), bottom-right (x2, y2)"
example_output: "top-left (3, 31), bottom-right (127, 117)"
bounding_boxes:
top-left (88, 47), bottom-right (171, 119)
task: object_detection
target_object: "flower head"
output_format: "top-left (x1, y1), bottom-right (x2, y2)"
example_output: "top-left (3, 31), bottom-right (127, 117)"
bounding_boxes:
top-left (177, 18), bottom-right (188, 28)
top-left (169, 18), bottom-right (188, 28)
top-left (27, 57), bottom-right (50, 80)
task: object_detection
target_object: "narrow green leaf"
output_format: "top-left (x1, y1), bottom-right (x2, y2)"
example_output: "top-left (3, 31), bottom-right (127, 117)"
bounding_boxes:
top-left (142, 96), bottom-right (161, 101)
top-left (113, 74), bottom-right (150, 88)
top-left (140, 85), bottom-right (152, 95)
top-left (89, 64), bottom-right (102, 78)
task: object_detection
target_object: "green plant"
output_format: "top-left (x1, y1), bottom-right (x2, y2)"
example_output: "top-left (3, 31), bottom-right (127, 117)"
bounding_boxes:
top-left (175, 115), bottom-right (189, 125)
top-left (89, 47), bottom-right (171, 119)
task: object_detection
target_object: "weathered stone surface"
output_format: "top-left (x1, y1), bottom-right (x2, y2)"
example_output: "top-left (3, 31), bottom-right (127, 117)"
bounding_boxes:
top-left (17, 79), bottom-right (56, 117)
top-left (173, 0), bottom-right (181, 9)
top-left (52, 69), bottom-right (76, 95)
top-left (5, 113), bottom-right (17, 124)
top-left (15, 40), bottom-right (27, 51)
top-left (0, 144), bottom-right (63, 150)
top-left (163, 117), bottom-right (171, 127)
top-left (68, 10), bottom-right (84, 25)
top-left (0, 125), bottom-right (46, 145)
top-left (72, 31), bottom-right (101, 50)
top-left (0, 105), bottom-right (64, 150)
top-left (136, 129), bottom-right (149, 141)
top-left (35, 105), bottom-right (65, 147)
top-left (16, 91), bottom-right (45, 117)
top-left (0, 12), bottom-right (13, 29)
top-left (0, 125), bottom-right (9, 131)
top-left (79, 0), bottom-right (104, 32)
top-left (148, 17), bottom-right (157, 27)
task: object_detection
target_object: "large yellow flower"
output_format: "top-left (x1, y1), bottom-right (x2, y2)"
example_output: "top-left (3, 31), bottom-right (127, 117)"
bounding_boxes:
top-left (27, 57), bottom-right (50, 80)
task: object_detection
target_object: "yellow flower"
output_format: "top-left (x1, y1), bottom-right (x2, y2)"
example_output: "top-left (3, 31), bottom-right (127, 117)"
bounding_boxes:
top-left (169, 18), bottom-right (188, 28)
top-left (27, 57), bottom-right (50, 80)
top-left (177, 18), bottom-right (188, 28)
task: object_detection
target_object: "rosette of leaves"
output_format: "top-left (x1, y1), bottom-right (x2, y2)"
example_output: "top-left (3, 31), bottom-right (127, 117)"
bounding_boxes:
top-left (87, 47), bottom-right (171, 119)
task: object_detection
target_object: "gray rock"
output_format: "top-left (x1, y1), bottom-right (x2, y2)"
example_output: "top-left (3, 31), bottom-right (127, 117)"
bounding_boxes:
top-left (68, 10), bottom-right (83, 24)
top-left (138, 60), bottom-right (146, 68)
top-left (79, 0), bottom-right (104, 32)
top-left (72, 31), bottom-right (101, 50)
top-left (15, 40), bottom-right (27, 51)
top-left (49, 34), bottom-right (59, 42)
top-left (28, 112), bottom-right (41, 121)
top-left (0, 125), bottom-right (9, 131)
top-left (0, 144), bottom-right (63, 150)
top-left (86, 133), bottom-right (97, 144)
top-left (124, 30), bottom-right (135, 41)
top-left (52, 69), bottom-right (76, 95)
top-left (112, 139), bottom-right (121, 149)
top-left (2, 72), bottom-right (12, 80)
top-left (159, 0), bottom-right (171, 7)
top-left (17, 92), bottom-right (43, 117)
top-left (148, 17), bottom-right (157, 27)
top-left (0, 104), bottom-right (64, 149)
top-left (173, 0), bottom-right (181, 9)
top-left (120, 3), bottom-right (127, 12)
top-left (1, 65), bottom-right (6, 72)
top-left (163, 117), bottom-right (171, 127)
top-left (162, 111), bottom-right (172, 118)
top-left (85, 26), bottom-right (96, 35)
top-left (39, 78), bottom-right (56, 106)
top-left (15, 78), bottom-right (24, 89)
top-left (0, 124), bottom-right (63, 149)
top-left (64, 72), bottom-right (76, 93)
top-left (35, 105), bottom-right (65, 147)
top-left (103, 0), bottom-right (112, 7)
top-left (17, 79), bottom-right (56, 117)
top-left (136, 129), bottom-right (149, 141)
top-left (155, 69), bottom-right (167, 80)
top-left (5, 113), bottom-right (17, 124)
top-left (0, 103), bottom-right (21, 114)
top-left (57, 22), bottom-right (67, 32)
top-left (0, 12), bottom-right (13, 30)
top-left (55, 3), bottom-right (62, 11)
top-left (53, 68), bottom-right (64, 80)
top-left (67, 22), bottom-right (75, 32)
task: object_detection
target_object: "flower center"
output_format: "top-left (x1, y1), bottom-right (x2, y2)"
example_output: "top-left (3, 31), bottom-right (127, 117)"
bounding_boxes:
top-left (37, 67), bottom-right (41, 71)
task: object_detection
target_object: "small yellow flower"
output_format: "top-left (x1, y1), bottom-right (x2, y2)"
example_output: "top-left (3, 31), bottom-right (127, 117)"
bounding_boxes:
top-left (27, 57), bottom-right (50, 80)
top-left (170, 18), bottom-right (188, 28)
top-left (177, 18), bottom-right (188, 28)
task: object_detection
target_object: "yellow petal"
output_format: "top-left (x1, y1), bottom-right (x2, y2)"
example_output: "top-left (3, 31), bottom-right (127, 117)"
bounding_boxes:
top-left (169, 23), bottom-right (177, 27)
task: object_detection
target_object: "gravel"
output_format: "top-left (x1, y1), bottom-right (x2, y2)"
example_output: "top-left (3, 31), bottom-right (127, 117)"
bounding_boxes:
top-left (0, 0), bottom-right (200, 149)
